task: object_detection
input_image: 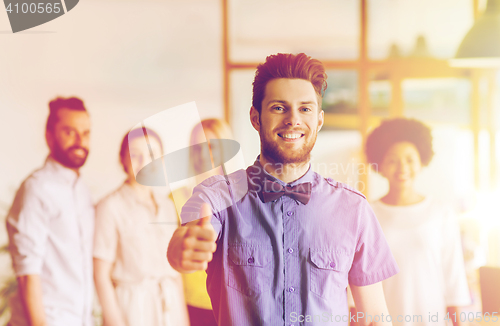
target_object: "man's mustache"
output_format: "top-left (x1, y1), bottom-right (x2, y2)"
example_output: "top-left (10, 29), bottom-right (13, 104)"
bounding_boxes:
top-left (275, 129), bottom-right (306, 134)
top-left (67, 146), bottom-right (89, 155)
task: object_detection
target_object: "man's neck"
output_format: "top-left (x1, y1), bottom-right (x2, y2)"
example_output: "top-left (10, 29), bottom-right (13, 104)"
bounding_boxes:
top-left (49, 154), bottom-right (80, 177)
top-left (259, 154), bottom-right (310, 184)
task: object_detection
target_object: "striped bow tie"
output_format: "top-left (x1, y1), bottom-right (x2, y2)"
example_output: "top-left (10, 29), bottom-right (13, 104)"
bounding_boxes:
top-left (261, 179), bottom-right (312, 205)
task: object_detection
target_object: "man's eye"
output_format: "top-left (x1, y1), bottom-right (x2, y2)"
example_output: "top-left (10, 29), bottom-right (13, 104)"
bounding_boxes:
top-left (301, 107), bottom-right (312, 112)
top-left (273, 106), bottom-right (284, 111)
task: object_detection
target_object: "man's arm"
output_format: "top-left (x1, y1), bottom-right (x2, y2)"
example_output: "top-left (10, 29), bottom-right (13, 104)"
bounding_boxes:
top-left (351, 282), bottom-right (392, 326)
top-left (6, 181), bottom-right (51, 326)
top-left (17, 274), bottom-right (46, 326)
top-left (167, 203), bottom-right (217, 273)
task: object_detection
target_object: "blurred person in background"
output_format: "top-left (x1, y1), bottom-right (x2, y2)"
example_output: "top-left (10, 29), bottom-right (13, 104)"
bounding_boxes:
top-left (365, 118), bottom-right (470, 326)
top-left (170, 118), bottom-right (233, 326)
top-left (6, 97), bottom-right (94, 326)
top-left (93, 127), bottom-right (189, 326)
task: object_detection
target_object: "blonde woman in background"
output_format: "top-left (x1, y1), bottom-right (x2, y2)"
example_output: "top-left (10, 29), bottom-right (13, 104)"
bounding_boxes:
top-left (93, 127), bottom-right (189, 326)
top-left (171, 118), bottom-right (233, 326)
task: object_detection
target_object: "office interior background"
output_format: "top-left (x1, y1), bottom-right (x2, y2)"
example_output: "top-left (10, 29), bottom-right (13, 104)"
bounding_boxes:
top-left (1, 0), bottom-right (500, 324)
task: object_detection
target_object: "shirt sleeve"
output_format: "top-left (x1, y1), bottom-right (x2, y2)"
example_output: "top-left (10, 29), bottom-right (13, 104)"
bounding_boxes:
top-left (6, 179), bottom-right (50, 276)
top-left (348, 199), bottom-right (399, 286)
top-left (180, 189), bottom-right (223, 236)
top-left (180, 176), bottom-right (235, 236)
top-left (441, 208), bottom-right (471, 306)
top-left (93, 198), bottom-right (118, 263)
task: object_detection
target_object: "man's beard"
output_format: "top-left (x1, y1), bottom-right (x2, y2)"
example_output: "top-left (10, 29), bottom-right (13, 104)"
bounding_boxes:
top-left (52, 141), bottom-right (89, 169)
top-left (260, 129), bottom-right (317, 165)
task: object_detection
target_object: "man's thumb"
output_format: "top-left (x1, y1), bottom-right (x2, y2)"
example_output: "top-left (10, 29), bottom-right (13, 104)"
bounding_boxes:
top-left (197, 203), bottom-right (212, 227)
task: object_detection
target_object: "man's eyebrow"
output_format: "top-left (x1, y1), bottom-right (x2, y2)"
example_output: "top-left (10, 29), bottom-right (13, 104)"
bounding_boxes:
top-left (266, 100), bottom-right (288, 105)
top-left (265, 100), bottom-right (317, 105)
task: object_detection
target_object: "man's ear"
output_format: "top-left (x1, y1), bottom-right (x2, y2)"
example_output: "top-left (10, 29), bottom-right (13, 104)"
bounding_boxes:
top-left (250, 106), bottom-right (261, 132)
top-left (45, 130), bottom-right (54, 151)
top-left (317, 109), bottom-right (325, 132)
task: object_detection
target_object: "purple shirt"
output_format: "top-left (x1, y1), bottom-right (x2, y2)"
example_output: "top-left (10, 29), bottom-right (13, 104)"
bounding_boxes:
top-left (181, 158), bottom-right (398, 326)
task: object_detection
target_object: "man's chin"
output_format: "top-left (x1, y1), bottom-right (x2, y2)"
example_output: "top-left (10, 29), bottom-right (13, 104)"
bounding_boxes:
top-left (261, 134), bottom-right (315, 165)
top-left (56, 155), bottom-right (87, 169)
top-left (262, 149), bottom-right (310, 165)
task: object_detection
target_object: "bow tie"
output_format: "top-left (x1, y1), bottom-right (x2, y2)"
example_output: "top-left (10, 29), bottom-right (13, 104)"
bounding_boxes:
top-left (262, 179), bottom-right (312, 205)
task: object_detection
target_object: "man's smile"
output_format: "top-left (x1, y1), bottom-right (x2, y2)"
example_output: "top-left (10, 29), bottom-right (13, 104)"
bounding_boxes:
top-left (277, 132), bottom-right (305, 142)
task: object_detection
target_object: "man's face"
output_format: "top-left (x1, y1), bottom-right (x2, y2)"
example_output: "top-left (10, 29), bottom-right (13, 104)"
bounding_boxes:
top-left (46, 108), bottom-right (90, 170)
top-left (250, 78), bottom-right (324, 164)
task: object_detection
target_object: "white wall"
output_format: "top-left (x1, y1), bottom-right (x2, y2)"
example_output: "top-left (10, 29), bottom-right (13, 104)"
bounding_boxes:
top-left (0, 0), bottom-right (224, 274)
top-left (0, 0), bottom-right (223, 206)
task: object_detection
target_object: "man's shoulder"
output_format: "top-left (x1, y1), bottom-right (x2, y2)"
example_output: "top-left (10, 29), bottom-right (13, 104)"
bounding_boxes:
top-left (187, 170), bottom-right (249, 218)
top-left (317, 174), bottom-right (366, 200)
top-left (16, 164), bottom-right (53, 195)
top-left (198, 169), bottom-right (247, 189)
top-left (16, 162), bottom-right (91, 206)
top-left (6, 165), bottom-right (57, 219)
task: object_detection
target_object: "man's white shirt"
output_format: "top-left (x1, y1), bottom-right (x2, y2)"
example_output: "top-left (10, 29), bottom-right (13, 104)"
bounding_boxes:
top-left (6, 156), bottom-right (95, 326)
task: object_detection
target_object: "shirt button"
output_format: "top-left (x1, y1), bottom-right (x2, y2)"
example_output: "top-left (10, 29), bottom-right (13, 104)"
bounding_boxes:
top-left (248, 257), bottom-right (255, 264)
top-left (287, 211), bottom-right (293, 216)
top-left (288, 248), bottom-right (293, 254)
top-left (330, 262), bottom-right (335, 268)
top-left (288, 286), bottom-right (295, 292)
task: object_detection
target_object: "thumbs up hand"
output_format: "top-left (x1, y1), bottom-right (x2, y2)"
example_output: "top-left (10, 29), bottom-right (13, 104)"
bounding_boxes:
top-left (167, 203), bottom-right (218, 273)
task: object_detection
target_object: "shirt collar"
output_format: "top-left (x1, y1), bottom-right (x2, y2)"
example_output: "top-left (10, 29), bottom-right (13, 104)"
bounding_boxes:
top-left (45, 155), bottom-right (80, 186)
top-left (121, 182), bottom-right (166, 216)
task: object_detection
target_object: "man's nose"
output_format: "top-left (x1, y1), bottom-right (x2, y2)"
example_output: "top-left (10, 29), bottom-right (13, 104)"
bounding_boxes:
top-left (77, 132), bottom-right (91, 149)
top-left (73, 133), bottom-right (82, 146)
top-left (284, 110), bottom-right (301, 126)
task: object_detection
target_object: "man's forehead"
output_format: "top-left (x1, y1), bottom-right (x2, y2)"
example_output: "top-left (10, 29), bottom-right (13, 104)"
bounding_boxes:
top-left (57, 107), bottom-right (87, 114)
top-left (262, 78), bottom-right (319, 106)
top-left (56, 109), bottom-right (90, 127)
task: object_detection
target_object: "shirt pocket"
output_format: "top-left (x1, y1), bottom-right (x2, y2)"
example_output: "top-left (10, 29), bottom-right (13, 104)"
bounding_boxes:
top-left (227, 244), bottom-right (273, 296)
top-left (309, 249), bottom-right (351, 301)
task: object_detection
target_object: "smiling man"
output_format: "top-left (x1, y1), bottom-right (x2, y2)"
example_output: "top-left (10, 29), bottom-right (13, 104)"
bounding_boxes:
top-left (167, 53), bottom-right (399, 326)
top-left (6, 97), bottom-right (94, 326)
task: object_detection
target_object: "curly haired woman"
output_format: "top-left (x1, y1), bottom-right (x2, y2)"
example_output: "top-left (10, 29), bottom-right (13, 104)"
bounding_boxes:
top-left (365, 118), bottom-right (470, 326)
